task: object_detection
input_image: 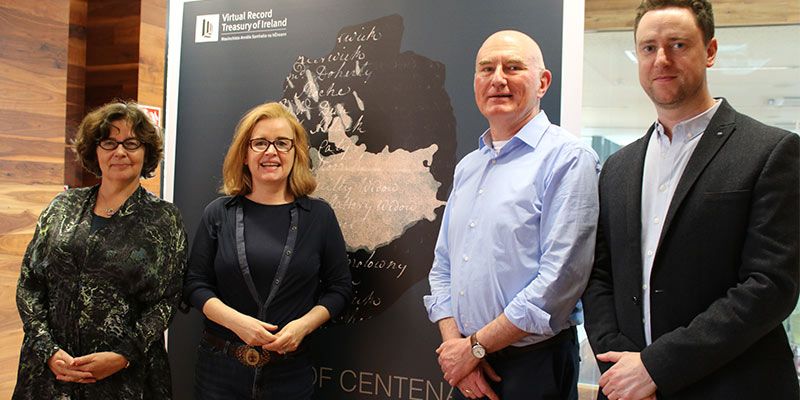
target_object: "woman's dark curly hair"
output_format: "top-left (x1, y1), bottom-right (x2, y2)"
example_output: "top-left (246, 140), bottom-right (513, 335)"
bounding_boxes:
top-left (72, 101), bottom-right (163, 178)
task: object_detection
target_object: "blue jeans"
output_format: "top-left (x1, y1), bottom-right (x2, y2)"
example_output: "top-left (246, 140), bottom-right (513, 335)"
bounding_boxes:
top-left (194, 338), bottom-right (314, 400)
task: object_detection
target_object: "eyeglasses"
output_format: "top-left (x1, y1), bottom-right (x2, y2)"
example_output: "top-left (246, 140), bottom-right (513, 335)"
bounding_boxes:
top-left (249, 138), bottom-right (294, 153)
top-left (97, 138), bottom-right (143, 151)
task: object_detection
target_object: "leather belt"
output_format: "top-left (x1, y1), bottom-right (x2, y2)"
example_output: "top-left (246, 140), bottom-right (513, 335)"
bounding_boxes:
top-left (489, 326), bottom-right (577, 360)
top-left (201, 331), bottom-right (298, 368)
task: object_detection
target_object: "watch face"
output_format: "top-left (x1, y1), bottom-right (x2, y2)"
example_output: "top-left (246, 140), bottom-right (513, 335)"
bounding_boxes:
top-left (472, 344), bottom-right (486, 359)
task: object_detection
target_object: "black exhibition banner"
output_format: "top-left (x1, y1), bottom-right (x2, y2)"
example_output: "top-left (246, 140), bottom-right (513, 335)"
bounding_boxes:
top-left (168, 1), bottom-right (564, 398)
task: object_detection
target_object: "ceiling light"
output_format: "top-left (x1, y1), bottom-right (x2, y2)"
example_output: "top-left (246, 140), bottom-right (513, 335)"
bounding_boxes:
top-left (767, 97), bottom-right (800, 107)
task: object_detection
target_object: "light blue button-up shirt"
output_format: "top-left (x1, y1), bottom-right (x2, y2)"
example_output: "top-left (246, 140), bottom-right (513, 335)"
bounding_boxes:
top-left (424, 111), bottom-right (600, 346)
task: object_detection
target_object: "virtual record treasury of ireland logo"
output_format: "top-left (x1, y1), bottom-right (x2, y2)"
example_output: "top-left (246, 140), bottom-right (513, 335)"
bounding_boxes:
top-left (195, 9), bottom-right (288, 43)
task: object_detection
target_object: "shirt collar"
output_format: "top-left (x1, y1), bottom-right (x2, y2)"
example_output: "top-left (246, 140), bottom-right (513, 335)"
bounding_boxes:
top-left (654, 99), bottom-right (722, 144)
top-left (479, 110), bottom-right (551, 152)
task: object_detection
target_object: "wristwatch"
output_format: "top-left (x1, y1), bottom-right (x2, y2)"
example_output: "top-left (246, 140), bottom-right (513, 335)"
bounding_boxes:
top-left (469, 333), bottom-right (486, 359)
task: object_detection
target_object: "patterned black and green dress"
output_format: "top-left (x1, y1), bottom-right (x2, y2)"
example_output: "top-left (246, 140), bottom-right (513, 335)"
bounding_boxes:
top-left (14, 185), bottom-right (187, 399)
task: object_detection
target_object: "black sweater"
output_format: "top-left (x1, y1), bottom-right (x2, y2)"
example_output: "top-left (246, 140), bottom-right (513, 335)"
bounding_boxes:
top-left (184, 195), bottom-right (352, 342)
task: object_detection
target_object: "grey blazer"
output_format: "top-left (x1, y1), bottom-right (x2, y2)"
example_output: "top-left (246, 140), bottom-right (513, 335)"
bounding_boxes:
top-left (583, 99), bottom-right (800, 399)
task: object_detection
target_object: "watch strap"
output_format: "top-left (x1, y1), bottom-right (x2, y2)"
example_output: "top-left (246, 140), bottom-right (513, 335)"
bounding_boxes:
top-left (469, 332), bottom-right (486, 359)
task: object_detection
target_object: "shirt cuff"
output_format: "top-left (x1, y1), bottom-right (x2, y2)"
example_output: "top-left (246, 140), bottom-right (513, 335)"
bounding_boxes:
top-left (189, 289), bottom-right (217, 312)
top-left (504, 298), bottom-right (554, 336)
top-left (36, 342), bottom-right (61, 366)
top-left (113, 335), bottom-right (142, 367)
top-left (317, 292), bottom-right (348, 319)
top-left (423, 294), bottom-right (452, 323)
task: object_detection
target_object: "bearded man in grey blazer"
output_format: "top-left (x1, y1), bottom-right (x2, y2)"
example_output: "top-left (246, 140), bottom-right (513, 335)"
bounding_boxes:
top-left (582, 1), bottom-right (800, 399)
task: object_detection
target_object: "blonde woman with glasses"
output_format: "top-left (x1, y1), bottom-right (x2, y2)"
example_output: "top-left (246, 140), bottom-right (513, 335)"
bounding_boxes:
top-left (184, 102), bottom-right (352, 399)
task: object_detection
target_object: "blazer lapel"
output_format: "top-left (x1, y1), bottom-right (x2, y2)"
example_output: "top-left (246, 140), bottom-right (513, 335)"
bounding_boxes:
top-left (625, 129), bottom-right (651, 273)
top-left (657, 100), bottom-right (737, 249)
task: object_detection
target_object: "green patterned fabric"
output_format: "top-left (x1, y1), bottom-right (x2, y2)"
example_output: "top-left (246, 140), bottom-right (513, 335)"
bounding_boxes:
top-left (14, 185), bottom-right (187, 399)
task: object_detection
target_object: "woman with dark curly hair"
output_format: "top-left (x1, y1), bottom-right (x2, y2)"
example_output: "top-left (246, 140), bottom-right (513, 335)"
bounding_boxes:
top-left (13, 101), bottom-right (187, 399)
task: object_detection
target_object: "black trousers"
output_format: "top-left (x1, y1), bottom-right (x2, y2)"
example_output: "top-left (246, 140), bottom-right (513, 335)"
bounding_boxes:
top-left (194, 338), bottom-right (313, 400)
top-left (454, 327), bottom-right (580, 400)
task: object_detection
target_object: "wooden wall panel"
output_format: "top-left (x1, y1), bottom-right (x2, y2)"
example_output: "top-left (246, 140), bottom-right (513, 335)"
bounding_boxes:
top-left (65, 0), bottom-right (88, 188)
top-left (0, 0), bottom-right (70, 396)
top-left (0, 110), bottom-right (63, 139)
top-left (586, 0), bottom-right (800, 31)
top-left (85, 0), bottom-right (140, 111)
top-left (0, 184), bottom-right (63, 397)
top-left (139, 0), bottom-right (167, 196)
top-left (139, 0), bottom-right (166, 108)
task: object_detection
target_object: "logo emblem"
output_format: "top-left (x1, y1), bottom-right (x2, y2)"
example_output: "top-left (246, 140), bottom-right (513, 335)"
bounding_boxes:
top-left (195, 14), bottom-right (219, 43)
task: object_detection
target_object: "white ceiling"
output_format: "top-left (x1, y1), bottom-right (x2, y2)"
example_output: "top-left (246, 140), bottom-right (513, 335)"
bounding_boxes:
top-left (582, 24), bottom-right (800, 145)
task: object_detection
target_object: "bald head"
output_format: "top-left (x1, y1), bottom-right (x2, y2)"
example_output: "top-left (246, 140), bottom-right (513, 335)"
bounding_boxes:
top-left (477, 30), bottom-right (545, 70)
top-left (473, 30), bottom-right (552, 139)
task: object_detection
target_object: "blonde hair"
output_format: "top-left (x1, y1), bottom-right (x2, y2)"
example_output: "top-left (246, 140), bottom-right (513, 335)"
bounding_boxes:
top-left (221, 102), bottom-right (316, 197)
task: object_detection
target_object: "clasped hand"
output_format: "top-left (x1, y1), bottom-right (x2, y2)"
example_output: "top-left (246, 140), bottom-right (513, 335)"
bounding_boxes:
top-left (230, 313), bottom-right (278, 346)
top-left (231, 313), bottom-right (310, 354)
top-left (436, 337), bottom-right (479, 385)
top-left (262, 319), bottom-right (311, 354)
top-left (48, 349), bottom-right (128, 383)
top-left (597, 351), bottom-right (657, 400)
top-left (436, 338), bottom-right (501, 400)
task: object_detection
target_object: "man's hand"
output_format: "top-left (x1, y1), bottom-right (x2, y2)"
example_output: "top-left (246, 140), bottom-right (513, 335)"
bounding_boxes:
top-left (455, 360), bottom-right (502, 400)
top-left (436, 337), bottom-right (479, 386)
top-left (48, 349), bottom-right (96, 383)
top-left (71, 351), bottom-right (128, 381)
top-left (597, 351), bottom-right (657, 400)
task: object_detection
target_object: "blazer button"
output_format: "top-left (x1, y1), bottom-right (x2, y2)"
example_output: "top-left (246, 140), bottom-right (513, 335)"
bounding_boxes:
top-left (632, 296), bottom-right (640, 305)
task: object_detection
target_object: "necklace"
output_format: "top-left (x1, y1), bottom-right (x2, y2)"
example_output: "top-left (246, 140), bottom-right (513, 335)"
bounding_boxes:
top-left (97, 191), bottom-right (121, 216)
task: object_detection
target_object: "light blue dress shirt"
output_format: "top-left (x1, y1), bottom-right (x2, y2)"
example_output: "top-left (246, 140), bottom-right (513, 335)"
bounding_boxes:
top-left (424, 111), bottom-right (600, 346)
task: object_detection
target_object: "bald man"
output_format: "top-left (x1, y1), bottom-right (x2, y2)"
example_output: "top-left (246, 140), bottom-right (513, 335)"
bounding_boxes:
top-left (424, 30), bottom-right (600, 400)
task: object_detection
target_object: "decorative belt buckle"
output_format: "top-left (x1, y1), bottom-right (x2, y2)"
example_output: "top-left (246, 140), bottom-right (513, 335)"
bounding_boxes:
top-left (235, 346), bottom-right (270, 368)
